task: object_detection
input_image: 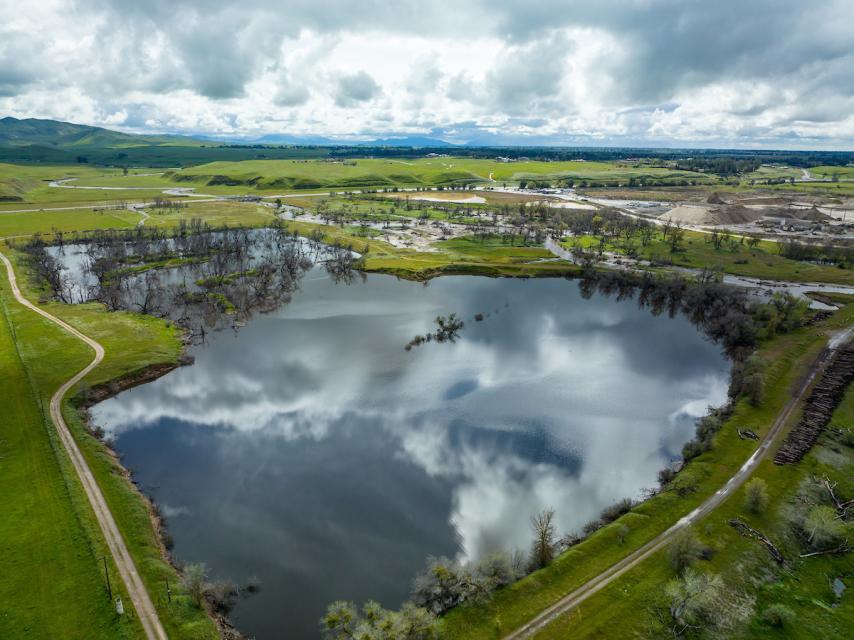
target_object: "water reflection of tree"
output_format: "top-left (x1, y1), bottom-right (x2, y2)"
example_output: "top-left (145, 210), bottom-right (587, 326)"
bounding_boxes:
top-left (32, 221), bottom-right (365, 343)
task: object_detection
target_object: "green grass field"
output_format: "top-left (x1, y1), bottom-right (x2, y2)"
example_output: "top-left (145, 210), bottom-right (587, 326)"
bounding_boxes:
top-left (0, 273), bottom-right (143, 639)
top-left (0, 248), bottom-right (219, 640)
top-left (163, 157), bottom-right (717, 192)
top-left (809, 166), bottom-right (854, 180)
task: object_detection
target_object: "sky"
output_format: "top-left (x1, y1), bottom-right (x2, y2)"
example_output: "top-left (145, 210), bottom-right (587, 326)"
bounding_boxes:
top-left (1, 0), bottom-right (853, 148)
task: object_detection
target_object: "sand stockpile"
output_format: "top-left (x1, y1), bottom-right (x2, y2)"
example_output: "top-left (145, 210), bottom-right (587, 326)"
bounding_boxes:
top-left (660, 204), bottom-right (763, 225)
top-left (659, 205), bottom-right (714, 224)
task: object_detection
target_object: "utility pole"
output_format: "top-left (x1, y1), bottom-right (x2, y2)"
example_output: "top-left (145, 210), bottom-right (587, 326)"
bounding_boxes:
top-left (103, 556), bottom-right (112, 600)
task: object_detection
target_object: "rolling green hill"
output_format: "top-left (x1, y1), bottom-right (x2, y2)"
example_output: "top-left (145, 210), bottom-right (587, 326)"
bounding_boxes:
top-left (0, 117), bottom-right (203, 148)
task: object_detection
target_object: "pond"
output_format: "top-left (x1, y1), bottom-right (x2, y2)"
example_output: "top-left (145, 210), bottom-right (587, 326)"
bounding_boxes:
top-left (90, 269), bottom-right (729, 639)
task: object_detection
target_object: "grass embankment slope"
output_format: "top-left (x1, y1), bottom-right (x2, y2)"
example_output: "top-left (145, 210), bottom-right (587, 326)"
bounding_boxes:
top-left (443, 302), bottom-right (854, 640)
top-left (0, 246), bottom-right (218, 640)
top-left (0, 163), bottom-right (170, 210)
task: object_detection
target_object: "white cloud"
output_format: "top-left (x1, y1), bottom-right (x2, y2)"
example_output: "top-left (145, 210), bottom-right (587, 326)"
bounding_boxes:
top-left (1, 0), bottom-right (853, 147)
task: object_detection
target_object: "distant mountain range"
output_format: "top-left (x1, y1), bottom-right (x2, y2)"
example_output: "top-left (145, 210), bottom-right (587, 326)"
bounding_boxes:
top-left (0, 117), bottom-right (456, 149)
top-left (208, 133), bottom-right (456, 147)
top-left (358, 136), bottom-right (455, 148)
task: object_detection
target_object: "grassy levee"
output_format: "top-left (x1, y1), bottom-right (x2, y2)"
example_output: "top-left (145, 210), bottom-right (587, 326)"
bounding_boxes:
top-left (0, 273), bottom-right (143, 639)
top-left (533, 308), bottom-right (854, 639)
top-left (2, 247), bottom-right (218, 639)
top-left (442, 303), bottom-right (854, 640)
top-left (567, 229), bottom-right (854, 285)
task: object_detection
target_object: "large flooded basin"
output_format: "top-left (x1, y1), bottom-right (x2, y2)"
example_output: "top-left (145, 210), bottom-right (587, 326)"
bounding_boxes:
top-left (91, 271), bottom-right (729, 638)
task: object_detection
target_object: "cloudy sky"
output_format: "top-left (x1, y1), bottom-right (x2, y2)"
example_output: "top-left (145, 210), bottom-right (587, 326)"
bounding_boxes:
top-left (2, 0), bottom-right (853, 148)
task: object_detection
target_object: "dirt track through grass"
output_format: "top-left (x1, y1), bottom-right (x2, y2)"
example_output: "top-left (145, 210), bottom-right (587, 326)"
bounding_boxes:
top-left (0, 250), bottom-right (167, 640)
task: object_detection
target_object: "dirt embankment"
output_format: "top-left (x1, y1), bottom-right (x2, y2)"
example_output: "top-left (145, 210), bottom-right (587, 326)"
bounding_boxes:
top-left (76, 358), bottom-right (191, 408)
top-left (662, 201), bottom-right (832, 226)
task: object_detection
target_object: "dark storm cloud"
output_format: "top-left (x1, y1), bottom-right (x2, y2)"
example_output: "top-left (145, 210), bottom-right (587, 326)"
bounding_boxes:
top-left (489, 0), bottom-right (854, 105)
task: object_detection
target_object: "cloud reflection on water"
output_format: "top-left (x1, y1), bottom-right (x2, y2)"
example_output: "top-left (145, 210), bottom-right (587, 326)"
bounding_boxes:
top-left (92, 273), bottom-right (728, 636)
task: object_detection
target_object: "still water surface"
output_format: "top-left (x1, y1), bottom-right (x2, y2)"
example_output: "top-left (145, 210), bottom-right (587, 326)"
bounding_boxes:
top-left (92, 271), bottom-right (729, 638)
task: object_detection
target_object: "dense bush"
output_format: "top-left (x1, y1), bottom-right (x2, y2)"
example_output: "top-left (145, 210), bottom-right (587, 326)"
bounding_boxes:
top-left (744, 478), bottom-right (769, 514)
top-left (321, 601), bottom-right (440, 640)
top-left (761, 603), bottom-right (795, 628)
top-left (410, 552), bottom-right (526, 616)
top-left (667, 529), bottom-right (710, 574)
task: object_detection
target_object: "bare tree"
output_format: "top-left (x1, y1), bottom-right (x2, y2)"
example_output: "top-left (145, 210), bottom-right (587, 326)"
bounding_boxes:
top-left (182, 563), bottom-right (206, 608)
top-left (530, 508), bottom-right (556, 570)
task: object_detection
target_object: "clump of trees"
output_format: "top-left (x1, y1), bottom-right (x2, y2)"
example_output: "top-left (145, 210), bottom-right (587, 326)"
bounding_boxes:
top-left (20, 234), bottom-right (76, 302)
top-left (320, 601), bottom-right (440, 640)
top-left (778, 238), bottom-right (854, 269)
top-left (181, 562), bottom-right (256, 619)
top-left (22, 222), bottom-right (364, 343)
top-left (729, 355), bottom-right (765, 407)
top-left (411, 552), bottom-right (527, 616)
top-left (658, 569), bottom-right (754, 637)
top-left (667, 528), bottom-right (711, 574)
top-left (786, 474), bottom-right (852, 558)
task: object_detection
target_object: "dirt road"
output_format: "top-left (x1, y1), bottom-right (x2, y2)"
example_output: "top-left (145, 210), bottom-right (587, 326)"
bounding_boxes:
top-left (503, 329), bottom-right (849, 639)
top-left (0, 249), bottom-right (168, 640)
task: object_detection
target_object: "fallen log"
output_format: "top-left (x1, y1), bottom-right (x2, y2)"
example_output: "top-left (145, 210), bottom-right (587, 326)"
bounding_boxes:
top-left (729, 518), bottom-right (786, 565)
